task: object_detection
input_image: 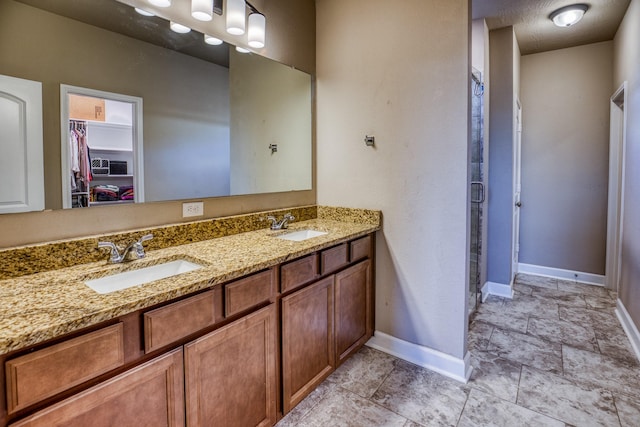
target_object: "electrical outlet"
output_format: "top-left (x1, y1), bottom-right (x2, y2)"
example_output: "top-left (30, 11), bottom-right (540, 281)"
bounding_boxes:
top-left (182, 202), bottom-right (204, 218)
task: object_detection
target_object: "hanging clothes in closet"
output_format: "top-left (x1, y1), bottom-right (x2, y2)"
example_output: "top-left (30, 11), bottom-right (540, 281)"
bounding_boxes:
top-left (69, 120), bottom-right (92, 192)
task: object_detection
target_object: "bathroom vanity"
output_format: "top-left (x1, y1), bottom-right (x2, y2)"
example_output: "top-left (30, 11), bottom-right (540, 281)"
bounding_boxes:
top-left (0, 208), bottom-right (379, 426)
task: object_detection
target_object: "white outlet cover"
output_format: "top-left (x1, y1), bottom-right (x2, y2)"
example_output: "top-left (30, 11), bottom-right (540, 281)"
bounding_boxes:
top-left (182, 201), bottom-right (204, 217)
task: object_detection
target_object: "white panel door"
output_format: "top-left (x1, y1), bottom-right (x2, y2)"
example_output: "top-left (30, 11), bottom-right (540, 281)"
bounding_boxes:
top-left (0, 74), bottom-right (44, 214)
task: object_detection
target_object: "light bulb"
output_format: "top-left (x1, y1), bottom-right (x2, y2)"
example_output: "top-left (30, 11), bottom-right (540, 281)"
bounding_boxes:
top-left (247, 13), bottom-right (265, 48)
top-left (191, 0), bottom-right (213, 21)
top-left (170, 22), bottom-right (191, 33)
top-left (226, 0), bottom-right (246, 35)
top-left (550, 4), bottom-right (588, 27)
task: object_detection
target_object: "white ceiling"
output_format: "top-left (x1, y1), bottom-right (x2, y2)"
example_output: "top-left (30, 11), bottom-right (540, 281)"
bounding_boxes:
top-left (472, 0), bottom-right (631, 54)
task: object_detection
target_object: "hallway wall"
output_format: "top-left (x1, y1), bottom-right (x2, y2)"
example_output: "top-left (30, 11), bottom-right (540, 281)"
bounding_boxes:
top-left (487, 27), bottom-right (520, 287)
top-left (613, 0), bottom-right (640, 330)
top-left (316, 0), bottom-right (470, 368)
top-left (519, 42), bottom-right (613, 275)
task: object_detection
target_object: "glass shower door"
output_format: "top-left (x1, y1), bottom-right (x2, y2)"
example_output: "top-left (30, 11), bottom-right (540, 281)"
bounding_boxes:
top-left (469, 69), bottom-right (484, 314)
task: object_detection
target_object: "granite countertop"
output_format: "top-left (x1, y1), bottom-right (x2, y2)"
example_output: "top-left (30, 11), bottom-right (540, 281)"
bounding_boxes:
top-left (0, 218), bottom-right (379, 356)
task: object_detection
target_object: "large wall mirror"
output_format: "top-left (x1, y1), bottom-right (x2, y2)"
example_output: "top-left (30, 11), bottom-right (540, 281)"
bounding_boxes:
top-left (0, 0), bottom-right (312, 212)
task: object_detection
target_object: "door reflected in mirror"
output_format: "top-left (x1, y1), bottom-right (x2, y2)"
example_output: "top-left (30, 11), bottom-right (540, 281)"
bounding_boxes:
top-left (61, 86), bottom-right (144, 208)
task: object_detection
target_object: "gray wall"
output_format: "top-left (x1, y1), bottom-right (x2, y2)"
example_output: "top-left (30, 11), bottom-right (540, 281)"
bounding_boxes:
top-left (487, 27), bottom-right (519, 286)
top-left (519, 42), bottom-right (613, 275)
top-left (316, 0), bottom-right (470, 360)
top-left (613, 0), bottom-right (640, 329)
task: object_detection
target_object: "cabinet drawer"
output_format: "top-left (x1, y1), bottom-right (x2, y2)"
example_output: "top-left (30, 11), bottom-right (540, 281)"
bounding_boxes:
top-left (225, 270), bottom-right (274, 317)
top-left (320, 243), bottom-right (349, 275)
top-left (5, 323), bottom-right (124, 414)
top-left (350, 235), bottom-right (371, 262)
top-left (280, 254), bottom-right (319, 293)
top-left (144, 290), bottom-right (217, 353)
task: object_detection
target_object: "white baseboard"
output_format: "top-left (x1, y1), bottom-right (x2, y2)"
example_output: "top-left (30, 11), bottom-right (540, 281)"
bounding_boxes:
top-left (518, 263), bottom-right (605, 286)
top-left (482, 281), bottom-right (514, 299)
top-left (366, 331), bottom-right (472, 383)
top-left (615, 299), bottom-right (640, 363)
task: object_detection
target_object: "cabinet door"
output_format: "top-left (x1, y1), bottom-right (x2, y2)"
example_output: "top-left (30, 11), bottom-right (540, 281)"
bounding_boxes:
top-left (184, 305), bottom-right (276, 427)
top-left (281, 276), bottom-right (335, 413)
top-left (10, 349), bottom-right (185, 427)
top-left (335, 261), bottom-right (372, 366)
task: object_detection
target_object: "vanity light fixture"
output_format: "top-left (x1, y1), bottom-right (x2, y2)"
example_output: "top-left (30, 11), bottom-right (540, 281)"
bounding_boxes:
top-left (147, 0), bottom-right (171, 7)
top-left (549, 3), bottom-right (589, 27)
top-left (226, 0), bottom-right (246, 35)
top-left (191, 0), bottom-right (213, 21)
top-left (204, 34), bottom-right (223, 45)
top-left (134, 8), bottom-right (155, 16)
top-left (247, 11), bottom-right (265, 48)
top-left (170, 21), bottom-right (191, 33)
top-left (236, 46), bottom-right (251, 53)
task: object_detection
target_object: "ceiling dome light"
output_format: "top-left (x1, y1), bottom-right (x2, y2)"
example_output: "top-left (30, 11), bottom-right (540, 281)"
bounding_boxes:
top-left (247, 12), bottom-right (265, 48)
top-left (226, 0), bottom-right (246, 35)
top-left (134, 8), bottom-right (155, 16)
top-left (235, 46), bottom-right (250, 53)
top-left (148, 0), bottom-right (171, 7)
top-left (549, 4), bottom-right (588, 27)
top-left (170, 21), bottom-right (191, 33)
top-left (191, 0), bottom-right (213, 21)
top-left (204, 34), bottom-right (223, 45)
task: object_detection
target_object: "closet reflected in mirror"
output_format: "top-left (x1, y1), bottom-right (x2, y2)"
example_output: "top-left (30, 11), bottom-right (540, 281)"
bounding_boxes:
top-left (61, 85), bottom-right (144, 208)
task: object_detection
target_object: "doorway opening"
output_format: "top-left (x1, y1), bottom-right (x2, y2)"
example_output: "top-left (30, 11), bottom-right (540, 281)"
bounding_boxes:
top-left (60, 85), bottom-right (144, 209)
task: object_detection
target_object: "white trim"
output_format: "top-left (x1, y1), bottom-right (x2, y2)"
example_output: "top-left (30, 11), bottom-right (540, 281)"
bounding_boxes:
top-left (482, 281), bottom-right (514, 299)
top-left (518, 263), bottom-right (605, 286)
top-left (606, 82), bottom-right (628, 291)
top-left (366, 331), bottom-right (472, 383)
top-left (60, 85), bottom-right (144, 209)
top-left (615, 299), bottom-right (640, 363)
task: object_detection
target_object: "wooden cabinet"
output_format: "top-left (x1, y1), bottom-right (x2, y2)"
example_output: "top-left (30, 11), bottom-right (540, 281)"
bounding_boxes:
top-left (5, 324), bottom-right (124, 414)
top-left (281, 276), bottom-right (335, 413)
top-left (143, 290), bottom-right (219, 353)
top-left (335, 261), bottom-right (372, 366)
top-left (10, 349), bottom-right (184, 427)
top-left (3, 233), bottom-right (375, 427)
top-left (184, 305), bottom-right (276, 427)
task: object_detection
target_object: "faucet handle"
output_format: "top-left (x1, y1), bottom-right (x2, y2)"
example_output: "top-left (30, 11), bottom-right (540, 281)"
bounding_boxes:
top-left (98, 241), bottom-right (121, 263)
top-left (284, 213), bottom-right (295, 221)
top-left (134, 234), bottom-right (153, 258)
top-left (138, 234), bottom-right (153, 243)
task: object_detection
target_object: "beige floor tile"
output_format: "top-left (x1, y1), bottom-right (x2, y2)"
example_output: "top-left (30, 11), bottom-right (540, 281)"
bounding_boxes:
top-left (458, 388), bottom-right (564, 427)
top-left (517, 366), bottom-right (619, 426)
top-left (487, 328), bottom-right (563, 374)
top-left (371, 361), bottom-right (470, 426)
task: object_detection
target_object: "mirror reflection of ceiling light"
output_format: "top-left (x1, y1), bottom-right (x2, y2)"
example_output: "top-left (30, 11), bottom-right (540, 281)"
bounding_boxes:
top-left (148, 0), bottom-right (171, 8)
top-left (170, 21), bottom-right (191, 33)
top-left (549, 4), bottom-right (589, 27)
top-left (134, 8), bottom-right (155, 17)
top-left (236, 46), bottom-right (250, 53)
top-left (204, 34), bottom-right (223, 45)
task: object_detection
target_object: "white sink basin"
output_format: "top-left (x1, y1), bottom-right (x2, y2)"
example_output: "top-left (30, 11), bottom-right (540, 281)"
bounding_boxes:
top-left (85, 259), bottom-right (203, 294)
top-left (276, 229), bottom-right (328, 241)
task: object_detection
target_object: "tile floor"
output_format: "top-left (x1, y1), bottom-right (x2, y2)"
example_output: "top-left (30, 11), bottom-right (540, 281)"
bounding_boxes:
top-left (275, 274), bottom-right (640, 426)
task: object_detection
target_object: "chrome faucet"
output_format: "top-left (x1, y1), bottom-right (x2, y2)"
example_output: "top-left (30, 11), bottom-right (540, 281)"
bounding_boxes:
top-left (98, 234), bottom-right (153, 263)
top-left (265, 213), bottom-right (295, 230)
